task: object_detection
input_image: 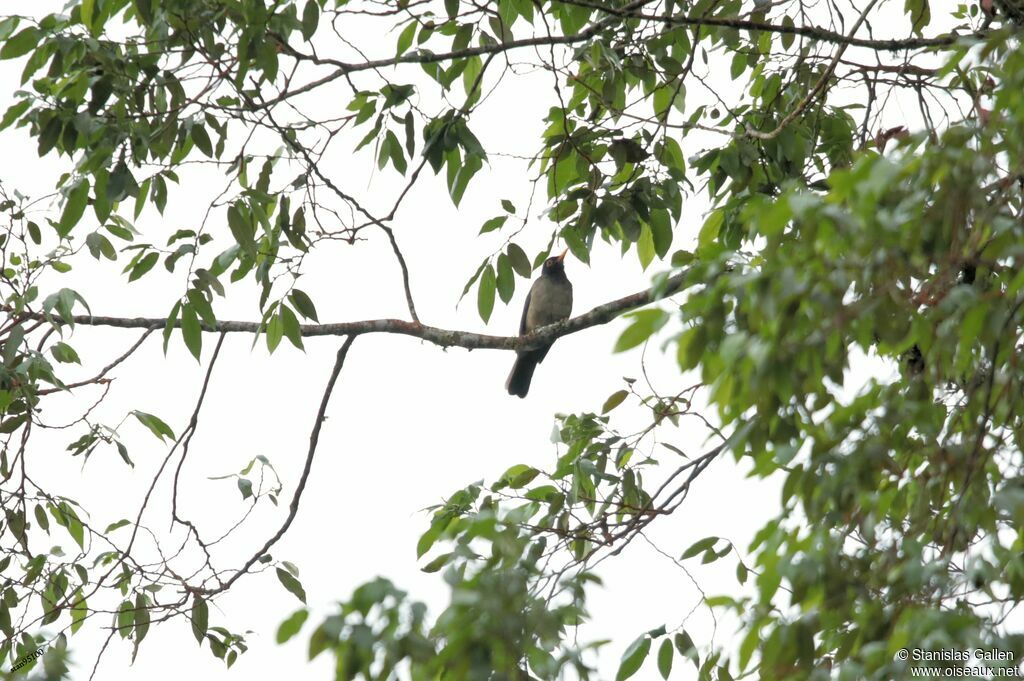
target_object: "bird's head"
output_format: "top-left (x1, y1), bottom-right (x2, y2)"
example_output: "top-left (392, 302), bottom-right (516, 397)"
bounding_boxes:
top-left (542, 248), bottom-right (569, 275)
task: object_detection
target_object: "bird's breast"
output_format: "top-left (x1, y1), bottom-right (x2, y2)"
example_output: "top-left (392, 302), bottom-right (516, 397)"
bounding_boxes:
top-left (526, 277), bottom-right (573, 330)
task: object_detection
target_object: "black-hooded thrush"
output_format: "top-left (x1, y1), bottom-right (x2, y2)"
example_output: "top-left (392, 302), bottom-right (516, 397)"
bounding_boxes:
top-left (505, 249), bottom-right (573, 397)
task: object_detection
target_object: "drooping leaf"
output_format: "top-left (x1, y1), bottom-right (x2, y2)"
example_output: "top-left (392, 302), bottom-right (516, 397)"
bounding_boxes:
top-left (477, 264), bottom-right (496, 322)
top-left (276, 568), bottom-right (307, 604)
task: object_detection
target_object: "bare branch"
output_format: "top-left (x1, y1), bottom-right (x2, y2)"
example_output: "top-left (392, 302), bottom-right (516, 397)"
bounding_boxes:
top-left (36, 329), bottom-right (156, 395)
top-left (12, 272), bottom-right (686, 352)
top-left (205, 335), bottom-right (357, 595)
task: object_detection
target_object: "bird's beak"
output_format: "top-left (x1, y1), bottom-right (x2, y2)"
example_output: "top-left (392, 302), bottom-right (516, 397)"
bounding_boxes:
top-left (556, 248), bottom-right (569, 262)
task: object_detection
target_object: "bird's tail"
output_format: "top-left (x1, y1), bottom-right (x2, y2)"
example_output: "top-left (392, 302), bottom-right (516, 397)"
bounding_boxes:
top-left (506, 352), bottom-right (538, 398)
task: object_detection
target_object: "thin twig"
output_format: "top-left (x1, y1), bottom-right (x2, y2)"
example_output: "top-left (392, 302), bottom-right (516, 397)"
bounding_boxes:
top-left (204, 335), bottom-right (356, 595)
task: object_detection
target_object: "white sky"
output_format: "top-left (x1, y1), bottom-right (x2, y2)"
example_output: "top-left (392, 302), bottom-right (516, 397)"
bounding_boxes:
top-left (0, 1), bottom-right (961, 679)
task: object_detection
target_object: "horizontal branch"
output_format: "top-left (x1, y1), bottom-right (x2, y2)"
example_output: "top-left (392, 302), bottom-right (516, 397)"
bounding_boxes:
top-left (270, 7), bottom-right (970, 106)
top-left (22, 273), bottom-right (686, 352)
top-left (262, 0), bottom-right (657, 106)
top-left (556, 1), bottom-right (972, 50)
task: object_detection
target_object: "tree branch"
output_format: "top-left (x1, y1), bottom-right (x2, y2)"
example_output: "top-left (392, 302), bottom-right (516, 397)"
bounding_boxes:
top-left (259, 0), bottom-right (659, 107)
top-left (555, 1), bottom-right (971, 50)
top-left (17, 273), bottom-right (686, 352)
top-left (744, 0), bottom-right (881, 141)
top-left (262, 7), bottom-right (972, 108)
top-left (205, 335), bottom-right (357, 596)
top-left (36, 328), bottom-right (155, 395)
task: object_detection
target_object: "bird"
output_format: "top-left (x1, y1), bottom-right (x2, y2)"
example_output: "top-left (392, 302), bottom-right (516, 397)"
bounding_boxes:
top-left (983, 0), bottom-right (1024, 24)
top-left (506, 248), bottom-right (573, 398)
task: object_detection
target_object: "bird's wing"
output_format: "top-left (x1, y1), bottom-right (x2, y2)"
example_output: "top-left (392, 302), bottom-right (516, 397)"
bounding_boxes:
top-left (518, 288), bottom-right (533, 336)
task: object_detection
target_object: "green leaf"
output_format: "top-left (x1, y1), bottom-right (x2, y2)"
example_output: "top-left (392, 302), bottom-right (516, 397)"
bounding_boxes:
top-left (781, 15), bottom-right (795, 49)
top-left (657, 639), bottom-right (673, 680)
top-left (58, 180), bottom-right (90, 238)
top-left (617, 635), bottom-right (651, 681)
top-left (496, 254), bottom-right (514, 303)
top-left (462, 55), bottom-right (483, 96)
top-left (2, 323), bottom-right (23, 367)
top-left (904, 0), bottom-right (931, 34)
top-left (449, 153), bottom-right (481, 206)
top-left (106, 162), bottom-right (138, 203)
top-left (186, 289), bottom-right (216, 326)
top-left (671, 250), bottom-right (694, 267)
top-left (134, 0), bottom-right (154, 23)
top-left (681, 536), bottom-right (718, 559)
top-left (0, 415), bottom-right (27, 433)
top-left (396, 22), bottom-right (417, 56)
top-left (191, 124), bottom-right (213, 157)
top-left (602, 389), bottom-right (628, 413)
top-left (237, 478), bottom-right (253, 499)
top-left (288, 289), bottom-right (319, 322)
top-left (163, 301), bottom-right (181, 354)
top-left (191, 596), bottom-right (208, 643)
top-left (280, 304), bottom-right (304, 350)
top-left (650, 209), bottom-right (673, 258)
top-left (181, 304), bottom-right (202, 360)
top-left (730, 52), bottom-right (747, 80)
top-left (403, 111), bottom-right (415, 155)
top-left (276, 567), bottom-right (307, 604)
top-left (86, 232), bottom-right (117, 260)
top-left (65, 512), bottom-right (85, 548)
top-left (477, 264), bottom-right (496, 322)
top-left (698, 210), bottom-right (724, 250)
top-left (134, 593), bottom-right (150, 644)
top-left (116, 441), bottom-right (134, 467)
top-left (507, 243), bottom-right (532, 277)
top-left (501, 199), bottom-right (516, 213)
top-left (50, 341), bottom-right (80, 364)
top-left (276, 609), bottom-right (309, 644)
top-left (959, 304), bottom-right (987, 350)
top-left (498, 0), bottom-right (518, 28)
top-left (81, 0), bottom-right (96, 29)
top-left (70, 592), bottom-right (87, 634)
top-left (674, 631), bottom-right (698, 666)
top-left (0, 99), bottom-right (30, 131)
top-left (421, 552), bottom-right (452, 573)
top-left (132, 411), bottom-right (176, 441)
top-left (117, 599), bottom-right (133, 637)
top-left (0, 27), bottom-right (39, 60)
top-left (41, 287), bottom-right (91, 326)
top-left (106, 219), bottom-right (137, 241)
top-left (33, 504), bottom-right (49, 532)
top-left (614, 309), bottom-right (668, 352)
top-left (417, 522), bottom-right (442, 558)
top-left (227, 204), bottom-right (255, 251)
top-left (499, 463), bottom-right (541, 489)
top-left (561, 226), bottom-right (590, 264)
top-left (385, 129), bottom-right (408, 174)
top-left (479, 215), bottom-right (508, 234)
top-left (105, 519), bottom-right (131, 532)
top-left (127, 252), bottom-right (159, 282)
top-left (266, 312), bottom-right (284, 353)
top-left (638, 223), bottom-right (656, 270)
top-left (301, 0), bottom-right (320, 41)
